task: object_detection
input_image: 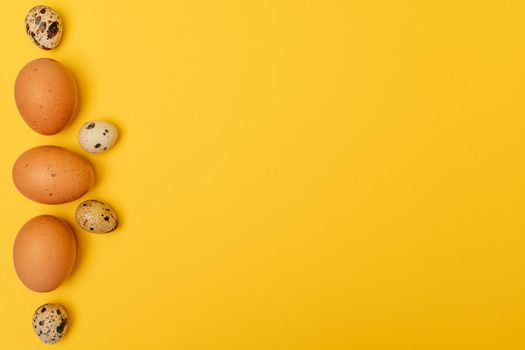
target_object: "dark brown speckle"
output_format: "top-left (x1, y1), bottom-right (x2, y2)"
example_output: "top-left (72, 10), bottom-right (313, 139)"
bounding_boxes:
top-left (56, 319), bottom-right (67, 334)
top-left (47, 21), bottom-right (59, 39)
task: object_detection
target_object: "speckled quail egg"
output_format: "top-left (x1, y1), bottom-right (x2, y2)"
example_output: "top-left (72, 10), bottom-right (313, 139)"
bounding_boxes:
top-left (32, 304), bottom-right (68, 344)
top-left (76, 200), bottom-right (119, 233)
top-left (25, 6), bottom-right (63, 50)
top-left (78, 121), bottom-right (119, 153)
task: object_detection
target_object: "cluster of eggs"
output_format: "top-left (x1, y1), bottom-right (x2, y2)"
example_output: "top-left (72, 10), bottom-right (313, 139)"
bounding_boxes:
top-left (13, 5), bottom-right (120, 344)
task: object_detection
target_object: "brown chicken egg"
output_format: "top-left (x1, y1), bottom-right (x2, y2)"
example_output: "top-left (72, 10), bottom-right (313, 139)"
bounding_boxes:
top-left (13, 145), bottom-right (94, 204)
top-left (14, 58), bottom-right (78, 135)
top-left (13, 215), bottom-right (77, 292)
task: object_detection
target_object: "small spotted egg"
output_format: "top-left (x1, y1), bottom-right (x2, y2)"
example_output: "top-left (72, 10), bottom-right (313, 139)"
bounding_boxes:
top-left (78, 121), bottom-right (119, 154)
top-left (25, 6), bottom-right (63, 50)
top-left (32, 304), bottom-right (68, 344)
top-left (75, 200), bottom-right (119, 233)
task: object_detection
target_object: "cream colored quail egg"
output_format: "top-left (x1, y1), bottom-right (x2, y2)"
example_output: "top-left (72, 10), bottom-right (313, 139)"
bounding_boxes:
top-left (32, 304), bottom-right (68, 344)
top-left (76, 200), bottom-right (119, 233)
top-left (25, 6), bottom-right (63, 50)
top-left (78, 121), bottom-right (119, 153)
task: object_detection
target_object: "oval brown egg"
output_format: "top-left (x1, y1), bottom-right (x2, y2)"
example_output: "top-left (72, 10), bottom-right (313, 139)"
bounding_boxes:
top-left (13, 215), bottom-right (77, 293)
top-left (13, 145), bottom-right (94, 204)
top-left (14, 58), bottom-right (78, 135)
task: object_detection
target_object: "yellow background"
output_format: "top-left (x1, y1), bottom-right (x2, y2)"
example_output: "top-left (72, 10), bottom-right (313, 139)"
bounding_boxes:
top-left (0, 0), bottom-right (524, 349)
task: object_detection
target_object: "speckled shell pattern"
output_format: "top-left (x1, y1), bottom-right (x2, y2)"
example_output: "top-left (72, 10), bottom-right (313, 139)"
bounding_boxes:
top-left (76, 200), bottom-right (119, 233)
top-left (32, 304), bottom-right (68, 344)
top-left (25, 6), bottom-right (63, 50)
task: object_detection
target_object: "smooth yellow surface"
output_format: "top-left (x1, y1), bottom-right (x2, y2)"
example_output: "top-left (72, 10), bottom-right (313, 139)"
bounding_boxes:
top-left (0, 0), bottom-right (524, 349)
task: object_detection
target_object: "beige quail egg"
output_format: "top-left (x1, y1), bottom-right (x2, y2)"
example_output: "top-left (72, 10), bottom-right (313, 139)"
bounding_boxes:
top-left (32, 304), bottom-right (68, 344)
top-left (25, 6), bottom-right (63, 50)
top-left (78, 121), bottom-right (119, 154)
top-left (76, 200), bottom-right (119, 233)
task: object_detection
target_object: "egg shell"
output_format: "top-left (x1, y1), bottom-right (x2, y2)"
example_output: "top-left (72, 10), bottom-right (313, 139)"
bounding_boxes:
top-left (13, 145), bottom-right (94, 204)
top-left (78, 121), bottom-right (119, 153)
top-left (25, 6), bottom-right (63, 50)
top-left (13, 215), bottom-right (76, 293)
top-left (15, 58), bottom-right (78, 135)
top-left (76, 200), bottom-right (119, 233)
top-left (32, 304), bottom-right (68, 344)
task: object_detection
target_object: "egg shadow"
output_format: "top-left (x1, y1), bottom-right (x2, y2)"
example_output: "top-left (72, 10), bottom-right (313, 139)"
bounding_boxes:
top-left (59, 216), bottom-right (89, 282)
top-left (62, 302), bottom-right (75, 343)
top-left (70, 67), bottom-right (84, 129)
top-left (59, 57), bottom-right (94, 131)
